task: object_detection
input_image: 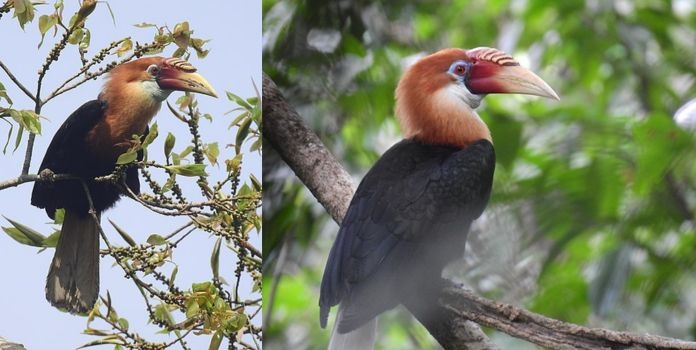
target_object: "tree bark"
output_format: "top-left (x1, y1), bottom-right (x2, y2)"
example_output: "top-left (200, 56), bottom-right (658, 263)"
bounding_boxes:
top-left (262, 74), bottom-right (355, 225)
top-left (262, 73), bottom-right (696, 350)
top-left (0, 337), bottom-right (26, 350)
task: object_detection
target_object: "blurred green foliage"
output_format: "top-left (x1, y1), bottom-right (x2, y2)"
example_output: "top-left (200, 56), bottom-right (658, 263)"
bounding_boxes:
top-left (263, 0), bottom-right (696, 348)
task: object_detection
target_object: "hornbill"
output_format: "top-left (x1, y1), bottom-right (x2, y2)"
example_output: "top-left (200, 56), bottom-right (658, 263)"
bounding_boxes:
top-left (31, 56), bottom-right (217, 314)
top-left (319, 47), bottom-right (558, 348)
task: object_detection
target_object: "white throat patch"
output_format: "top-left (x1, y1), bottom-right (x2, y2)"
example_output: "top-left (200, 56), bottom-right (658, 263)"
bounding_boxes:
top-left (141, 80), bottom-right (173, 102)
top-left (444, 82), bottom-right (483, 110)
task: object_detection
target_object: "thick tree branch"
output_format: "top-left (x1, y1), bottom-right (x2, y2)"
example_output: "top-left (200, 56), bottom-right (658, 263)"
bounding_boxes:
top-left (262, 74), bottom-right (696, 350)
top-left (262, 74), bottom-right (355, 224)
top-left (443, 287), bottom-right (696, 350)
top-left (0, 336), bottom-right (26, 350)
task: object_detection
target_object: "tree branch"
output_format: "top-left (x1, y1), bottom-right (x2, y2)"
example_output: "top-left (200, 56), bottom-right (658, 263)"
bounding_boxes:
top-left (0, 172), bottom-right (76, 190)
top-left (262, 74), bottom-right (696, 350)
top-left (443, 287), bottom-right (696, 350)
top-left (0, 59), bottom-right (37, 103)
top-left (262, 73), bottom-right (355, 224)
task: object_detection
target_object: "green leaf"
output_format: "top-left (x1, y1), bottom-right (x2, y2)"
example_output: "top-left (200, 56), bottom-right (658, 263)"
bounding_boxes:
top-left (172, 47), bottom-right (186, 58)
top-left (165, 164), bottom-right (207, 177)
top-left (208, 330), bottom-right (223, 350)
top-left (204, 142), bottom-right (219, 165)
top-left (250, 174), bottom-right (261, 192)
top-left (53, 208), bottom-right (65, 225)
top-left (115, 150), bottom-right (138, 165)
top-left (109, 219), bottom-right (136, 247)
top-left (169, 266), bottom-right (178, 289)
top-left (0, 82), bottom-right (13, 104)
top-left (115, 38), bottom-right (132, 57)
top-left (43, 230), bottom-right (60, 248)
top-left (142, 122), bottom-right (158, 148)
top-left (117, 318), bottom-right (129, 331)
top-left (161, 173), bottom-right (176, 193)
top-left (164, 132), bottom-right (175, 160)
top-left (191, 37), bottom-right (210, 58)
top-left (226, 153), bottom-right (242, 173)
top-left (67, 27), bottom-right (84, 45)
top-left (13, 124), bottom-right (24, 152)
top-left (211, 237), bottom-right (221, 280)
top-left (172, 21), bottom-right (190, 49)
top-left (226, 311), bottom-right (248, 332)
top-left (37, 14), bottom-right (57, 48)
top-left (133, 22), bottom-right (157, 28)
top-left (146, 234), bottom-right (168, 246)
top-left (226, 91), bottom-right (252, 110)
top-left (83, 328), bottom-right (110, 336)
top-left (185, 299), bottom-right (200, 318)
top-left (3, 216), bottom-right (46, 247)
top-left (250, 138), bottom-right (262, 153)
top-left (13, 0), bottom-right (35, 29)
top-left (153, 303), bottom-right (175, 326)
top-left (79, 28), bottom-right (91, 50)
top-left (77, 335), bottom-right (124, 348)
top-left (10, 110), bottom-right (41, 135)
top-left (178, 145), bottom-right (194, 159)
top-left (23, 110), bottom-right (40, 135)
top-left (192, 281), bottom-right (213, 293)
top-left (235, 117), bottom-right (252, 154)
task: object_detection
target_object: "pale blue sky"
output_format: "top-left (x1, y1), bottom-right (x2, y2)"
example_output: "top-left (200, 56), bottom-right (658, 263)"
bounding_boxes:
top-left (0, 1), bottom-right (261, 349)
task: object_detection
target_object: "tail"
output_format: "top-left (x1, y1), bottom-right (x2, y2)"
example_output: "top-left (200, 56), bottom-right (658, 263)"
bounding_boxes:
top-left (328, 306), bottom-right (377, 350)
top-left (45, 210), bottom-right (100, 314)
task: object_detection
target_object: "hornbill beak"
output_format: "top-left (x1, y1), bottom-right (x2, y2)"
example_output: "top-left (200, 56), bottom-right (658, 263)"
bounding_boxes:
top-left (156, 58), bottom-right (218, 98)
top-left (465, 49), bottom-right (559, 100)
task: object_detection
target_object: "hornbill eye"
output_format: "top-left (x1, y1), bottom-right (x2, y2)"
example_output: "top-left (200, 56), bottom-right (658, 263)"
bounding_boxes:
top-left (147, 64), bottom-right (160, 76)
top-left (449, 62), bottom-right (468, 77)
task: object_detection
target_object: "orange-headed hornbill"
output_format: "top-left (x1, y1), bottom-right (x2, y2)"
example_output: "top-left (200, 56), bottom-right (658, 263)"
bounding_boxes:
top-left (319, 48), bottom-right (558, 348)
top-left (30, 57), bottom-right (217, 314)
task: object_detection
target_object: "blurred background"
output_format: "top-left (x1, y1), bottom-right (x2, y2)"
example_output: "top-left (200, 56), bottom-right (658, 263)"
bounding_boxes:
top-left (262, 0), bottom-right (696, 348)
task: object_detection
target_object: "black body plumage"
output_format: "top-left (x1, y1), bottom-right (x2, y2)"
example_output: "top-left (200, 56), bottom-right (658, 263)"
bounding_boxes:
top-left (30, 99), bottom-right (143, 313)
top-left (319, 138), bottom-right (495, 333)
top-left (31, 99), bottom-right (141, 218)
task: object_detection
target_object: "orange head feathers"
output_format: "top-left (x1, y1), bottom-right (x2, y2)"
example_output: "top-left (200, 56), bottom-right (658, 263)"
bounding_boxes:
top-left (395, 47), bottom-right (558, 148)
top-left (89, 56), bottom-right (217, 159)
top-left (101, 56), bottom-right (218, 102)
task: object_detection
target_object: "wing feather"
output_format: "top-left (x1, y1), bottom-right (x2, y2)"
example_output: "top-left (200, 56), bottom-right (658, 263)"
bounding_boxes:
top-left (320, 138), bottom-right (495, 332)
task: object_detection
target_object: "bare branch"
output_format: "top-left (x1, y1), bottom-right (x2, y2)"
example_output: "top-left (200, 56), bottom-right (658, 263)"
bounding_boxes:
top-left (0, 172), bottom-right (76, 190)
top-left (21, 134), bottom-right (35, 175)
top-left (42, 41), bottom-right (162, 104)
top-left (0, 60), bottom-right (37, 102)
top-left (443, 286), bottom-right (696, 350)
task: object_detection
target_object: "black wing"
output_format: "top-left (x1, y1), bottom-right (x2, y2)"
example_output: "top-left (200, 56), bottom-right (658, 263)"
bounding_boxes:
top-left (319, 138), bottom-right (495, 332)
top-left (31, 100), bottom-right (143, 218)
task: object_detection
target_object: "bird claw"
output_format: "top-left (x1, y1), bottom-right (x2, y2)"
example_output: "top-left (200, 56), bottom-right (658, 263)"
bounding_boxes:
top-left (39, 168), bottom-right (56, 182)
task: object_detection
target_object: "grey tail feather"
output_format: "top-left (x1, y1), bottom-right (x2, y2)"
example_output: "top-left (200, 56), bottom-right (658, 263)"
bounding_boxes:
top-left (328, 306), bottom-right (377, 350)
top-left (45, 210), bottom-right (100, 314)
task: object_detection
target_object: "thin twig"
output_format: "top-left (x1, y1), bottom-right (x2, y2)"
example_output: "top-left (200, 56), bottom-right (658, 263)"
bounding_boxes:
top-left (0, 59), bottom-right (37, 102)
top-left (21, 134), bottom-right (35, 175)
top-left (0, 172), bottom-right (76, 190)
